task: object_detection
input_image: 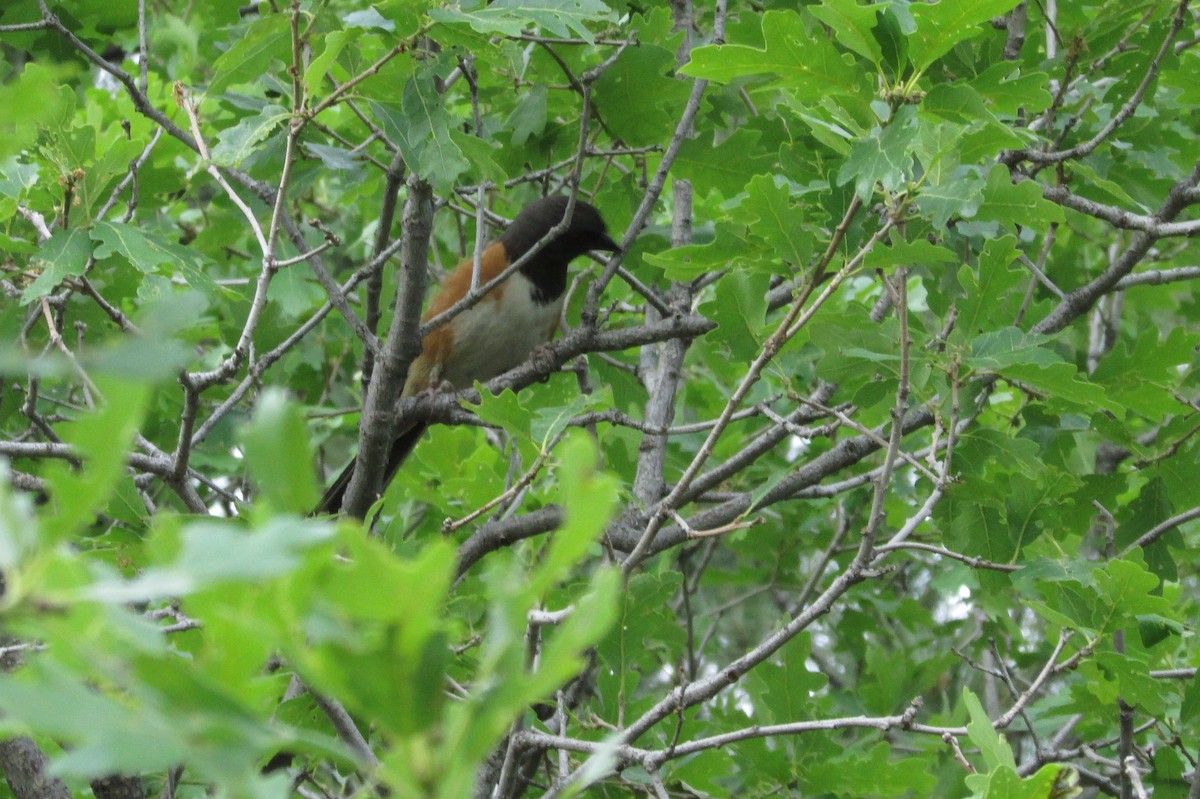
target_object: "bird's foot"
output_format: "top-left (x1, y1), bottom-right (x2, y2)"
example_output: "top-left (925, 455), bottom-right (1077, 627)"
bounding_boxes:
top-left (529, 342), bottom-right (560, 379)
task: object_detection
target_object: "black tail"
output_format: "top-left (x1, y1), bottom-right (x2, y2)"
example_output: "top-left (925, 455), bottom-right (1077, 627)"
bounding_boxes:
top-left (312, 423), bottom-right (428, 517)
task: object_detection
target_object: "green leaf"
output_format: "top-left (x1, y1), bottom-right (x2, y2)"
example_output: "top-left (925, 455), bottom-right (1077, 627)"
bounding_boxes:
top-left (469, 388), bottom-right (533, 442)
top-left (1003, 470), bottom-right (1078, 557)
top-left (91, 220), bottom-right (212, 275)
top-left (1113, 477), bottom-right (1182, 579)
top-left (1136, 613), bottom-right (1182, 648)
top-left (973, 166), bottom-right (1065, 231)
top-left (323, 534), bottom-right (455, 624)
top-left (373, 73), bottom-right (469, 192)
top-left (209, 104), bottom-right (290, 167)
top-left (1067, 162), bottom-right (1144, 214)
top-left (1094, 652), bottom-right (1167, 716)
top-left (642, 221), bottom-right (750, 278)
top-left (343, 8), bottom-right (395, 31)
top-left (963, 686), bottom-right (1016, 771)
top-left (593, 45), bottom-right (692, 144)
top-left (968, 327), bottom-right (1060, 370)
top-left (208, 15), bottom-right (291, 94)
top-left (295, 535), bottom-right (455, 738)
top-left (1026, 581), bottom-right (1100, 633)
top-left (965, 764), bottom-right (1047, 799)
top-left (1091, 327), bottom-right (1199, 419)
top-left (0, 159), bottom-right (40, 199)
top-left (0, 63), bottom-right (67, 159)
top-left (21, 227), bottom-right (93, 304)
top-left (430, 0), bottom-right (615, 44)
top-left (915, 168), bottom-right (985, 227)
top-left (1000, 361), bottom-right (1125, 416)
top-left (812, 307), bottom-right (904, 393)
top-left (86, 516), bottom-right (334, 603)
top-left (596, 571), bottom-right (685, 685)
top-left (672, 126), bottom-right (775, 196)
top-left (810, 0), bottom-right (885, 66)
top-left (503, 84), bottom-right (547, 147)
top-left (943, 497), bottom-right (1012, 563)
top-left (532, 388), bottom-right (609, 447)
top-left (746, 633), bottom-right (827, 723)
top-left (804, 742), bottom-right (937, 797)
top-left (743, 174), bottom-right (813, 268)
top-left (303, 31), bottom-right (351, 98)
top-left (680, 10), bottom-right (859, 101)
top-left (954, 236), bottom-right (1022, 339)
top-left (42, 377), bottom-right (152, 543)
top-left (938, 426), bottom-right (1064, 563)
top-left (87, 333), bottom-right (194, 382)
top-left (305, 142), bottom-right (364, 171)
top-left (795, 109), bottom-right (857, 155)
top-left (402, 425), bottom-right (507, 513)
top-left (528, 566), bottom-right (620, 698)
top-left (922, 83), bottom-right (992, 123)
top-left (864, 238), bottom-right (958, 271)
top-left (1093, 558), bottom-right (1172, 620)
top-left (874, 7), bottom-right (909, 78)
top-left (0, 660), bottom-right (187, 776)
top-left (240, 389), bottom-right (320, 513)
top-left (449, 129), bottom-right (506, 185)
top-left (702, 269), bottom-right (769, 360)
top-left (529, 432), bottom-right (618, 595)
top-left (836, 105), bottom-right (919, 198)
top-left (1181, 672), bottom-right (1200, 726)
top-left (970, 64), bottom-right (1052, 115)
top-left (909, 0), bottom-right (1022, 73)
top-left (0, 463), bottom-right (41, 576)
top-left (958, 121), bottom-right (1027, 164)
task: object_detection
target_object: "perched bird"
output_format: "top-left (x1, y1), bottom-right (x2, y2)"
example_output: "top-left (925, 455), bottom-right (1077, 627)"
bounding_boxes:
top-left (317, 195), bottom-right (619, 515)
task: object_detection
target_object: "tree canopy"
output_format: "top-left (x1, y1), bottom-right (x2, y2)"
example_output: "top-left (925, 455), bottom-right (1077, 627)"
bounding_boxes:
top-left (1, 0), bottom-right (1198, 798)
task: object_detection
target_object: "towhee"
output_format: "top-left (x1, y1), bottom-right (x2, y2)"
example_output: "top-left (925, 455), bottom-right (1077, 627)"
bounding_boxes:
top-left (317, 194), bottom-right (619, 515)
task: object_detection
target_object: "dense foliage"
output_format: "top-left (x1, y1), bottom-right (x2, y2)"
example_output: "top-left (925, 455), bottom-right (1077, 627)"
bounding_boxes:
top-left (1, 0), bottom-right (1198, 797)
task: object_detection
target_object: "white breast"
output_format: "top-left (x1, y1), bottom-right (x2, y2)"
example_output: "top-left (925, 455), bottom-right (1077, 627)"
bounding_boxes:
top-left (440, 272), bottom-right (563, 389)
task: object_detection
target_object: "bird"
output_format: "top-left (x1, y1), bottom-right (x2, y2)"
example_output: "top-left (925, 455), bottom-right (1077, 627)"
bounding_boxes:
top-left (316, 194), bottom-right (620, 516)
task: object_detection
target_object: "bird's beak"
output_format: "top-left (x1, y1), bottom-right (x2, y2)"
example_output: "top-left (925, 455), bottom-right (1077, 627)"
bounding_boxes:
top-left (596, 232), bottom-right (620, 252)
